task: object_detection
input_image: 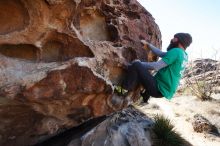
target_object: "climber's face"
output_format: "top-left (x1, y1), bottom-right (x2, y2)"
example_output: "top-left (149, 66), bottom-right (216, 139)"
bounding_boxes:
top-left (167, 37), bottom-right (179, 51)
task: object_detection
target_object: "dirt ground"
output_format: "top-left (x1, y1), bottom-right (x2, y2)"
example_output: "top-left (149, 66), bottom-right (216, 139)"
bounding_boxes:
top-left (137, 94), bottom-right (220, 146)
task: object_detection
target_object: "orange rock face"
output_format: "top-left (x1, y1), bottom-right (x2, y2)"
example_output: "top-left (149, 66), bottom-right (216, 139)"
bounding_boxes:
top-left (0, 0), bottom-right (161, 145)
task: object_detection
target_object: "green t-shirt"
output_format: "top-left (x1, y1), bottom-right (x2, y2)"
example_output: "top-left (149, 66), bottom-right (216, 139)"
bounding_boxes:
top-left (155, 48), bottom-right (188, 99)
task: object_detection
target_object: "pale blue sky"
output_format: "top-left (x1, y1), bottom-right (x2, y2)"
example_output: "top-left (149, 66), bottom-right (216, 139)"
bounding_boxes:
top-left (137, 0), bottom-right (220, 60)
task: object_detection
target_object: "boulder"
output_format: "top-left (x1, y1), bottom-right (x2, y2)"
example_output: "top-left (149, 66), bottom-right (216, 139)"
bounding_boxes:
top-left (0, 0), bottom-right (161, 145)
top-left (192, 114), bottom-right (219, 136)
top-left (68, 106), bottom-right (153, 146)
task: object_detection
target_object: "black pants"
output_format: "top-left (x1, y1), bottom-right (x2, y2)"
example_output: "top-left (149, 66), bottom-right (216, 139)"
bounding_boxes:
top-left (122, 61), bottom-right (163, 98)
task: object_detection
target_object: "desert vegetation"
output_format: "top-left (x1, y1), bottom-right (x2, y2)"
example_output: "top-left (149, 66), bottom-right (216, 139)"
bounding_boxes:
top-left (152, 115), bottom-right (190, 146)
top-left (181, 59), bottom-right (220, 100)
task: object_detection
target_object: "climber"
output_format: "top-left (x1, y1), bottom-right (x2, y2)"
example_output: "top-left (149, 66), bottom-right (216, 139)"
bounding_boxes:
top-left (116, 33), bottom-right (192, 103)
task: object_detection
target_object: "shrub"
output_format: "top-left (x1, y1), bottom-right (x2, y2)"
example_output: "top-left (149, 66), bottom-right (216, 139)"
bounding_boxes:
top-left (152, 115), bottom-right (191, 146)
top-left (184, 59), bottom-right (219, 101)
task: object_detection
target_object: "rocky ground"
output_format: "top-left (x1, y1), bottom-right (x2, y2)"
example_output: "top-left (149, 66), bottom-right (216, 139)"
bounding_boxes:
top-left (137, 95), bottom-right (220, 146)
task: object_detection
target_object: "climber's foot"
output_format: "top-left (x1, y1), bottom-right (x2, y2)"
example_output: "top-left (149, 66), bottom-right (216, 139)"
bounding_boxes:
top-left (140, 90), bottom-right (150, 103)
top-left (114, 85), bottom-right (129, 97)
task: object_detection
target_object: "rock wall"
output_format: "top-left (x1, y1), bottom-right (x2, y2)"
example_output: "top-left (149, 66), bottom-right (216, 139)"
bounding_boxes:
top-left (0, 0), bottom-right (161, 145)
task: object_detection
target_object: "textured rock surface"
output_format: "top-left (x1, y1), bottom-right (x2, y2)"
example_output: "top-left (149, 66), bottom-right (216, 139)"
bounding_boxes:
top-left (184, 59), bottom-right (220, 79)
top-left (192, 114), bottom-right (219, 136)
top-left (68, 106), bottom-right (153, 146)
top-left (0, 0), bottom-right (161, 145)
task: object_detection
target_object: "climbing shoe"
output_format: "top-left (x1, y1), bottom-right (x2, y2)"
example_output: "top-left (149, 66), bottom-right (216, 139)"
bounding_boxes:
top-left (114, 85), bottom-right (129, 97)
top-left (140, 90), bottom-right (150, 103)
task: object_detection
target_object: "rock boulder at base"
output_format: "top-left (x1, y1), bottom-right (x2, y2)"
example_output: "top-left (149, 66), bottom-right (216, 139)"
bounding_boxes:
top-left (68, 106), bottom-right (153, 146)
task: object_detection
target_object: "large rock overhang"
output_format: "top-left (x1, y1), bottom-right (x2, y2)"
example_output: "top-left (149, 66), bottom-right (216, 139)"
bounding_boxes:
top-left (0, 0), bottom-right (161, 145)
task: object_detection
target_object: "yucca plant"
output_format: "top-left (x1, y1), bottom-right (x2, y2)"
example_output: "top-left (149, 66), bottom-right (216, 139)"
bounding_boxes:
top-left (152, 115), bottom-right (191, 146)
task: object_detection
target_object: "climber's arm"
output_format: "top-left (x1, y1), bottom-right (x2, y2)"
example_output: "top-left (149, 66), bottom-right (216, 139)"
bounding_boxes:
top-left (141, 40), bottom-right (166, 57)
top-left (140, 59), bottom-right (168, 71)
top-left (148, 44), bottom-right (166, 57)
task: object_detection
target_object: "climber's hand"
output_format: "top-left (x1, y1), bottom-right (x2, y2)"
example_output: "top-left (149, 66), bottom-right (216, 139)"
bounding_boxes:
top-left (140, 40), bottom-right (149, 45)
top-left (140, 40), bottom-right (151, 49)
